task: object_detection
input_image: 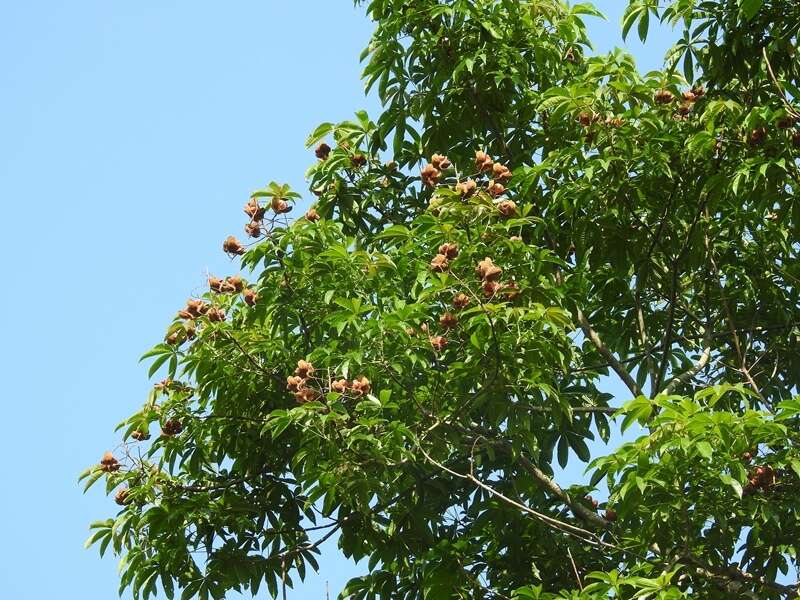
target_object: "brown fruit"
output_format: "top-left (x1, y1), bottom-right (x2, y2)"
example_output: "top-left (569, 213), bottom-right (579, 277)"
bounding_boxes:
top-left (487, 180), bottom-right (505, 197)
top-left (578, 111), bottom-right (593, 127)
top-left (777, 116), bottom-right (797, 130)
top-left (792, 131), bottom-right (800, 148)
top-left (453, 292), bottom-right (470, 310)
top-left (177, 309), bottom-right (194, 320)
top-left (439, 312), bottom-right (458, 329)
top-left (243, 288), bottom-right (259, 307)
top-left (131, 430), bottom-right (150, 441)
top-left (491, 162), bottom-right (512, 183)
top-left (331, 379), bottom-right (349, 394)
top-left (497, 199), bottom-right (517, 218)
top-left (690, 86), bottom-right (705, 98)
top-left (564, 47), bottom-right (576, 63)
top-left (676, 103), bottom-right (692, 117)
top-left (429, 335), bottom-right (448, 351)
top-left (165, 331), bottom-right (184, 346)
top-left (186, 300), bottom-right (208, 317)
top-left (295, 360), bottom-right (315, 378)
top-left (654, 89), bottom-right (674, 104)
top-left (482, 280), bottom-right (501, 298)
top-left (294, 388), bottom-right (318, 404)
top-left (607, 116), bottom-right (623, 128)
top-left (208, 276), bottom-right (223, 292)
top-left (115, 488), bottom-right (130, 506)
top-left (741, 451), bottom-right (753, 463)
top-left (305, 208), bottom-right (321, 222)
top-left (438, 243), bottom-right (459, 260)
top-left (476, 257), bottom-right (502, 281)
top-left (475, 151), bottom-right (493, 173)
top-left (315, 143), bottom-right (331, 160)
top-left (206, 308), bottom-right (225, 322)
top-left (430, 253), bottom-right (450, 273)
top-left (604, 508), bottom-right (617, 522)
top-left (222, 236), bottom-right (245, 256)
top-left (431, 153), bottom-right (451, 170)
top-left (286, 375), bottom-right (304, 392)
top-left (184, 323), bottom-right (196, 340)
top-left (351, 376), bottom-right (371, 396)
top-left (162, 419), bottom-right (183, 436)
top-left (682, 90), bottom-right (697, 103)
top-left (455, 179), bottom-right (477, 198)
top-left (420, 163), bottom-right (441, 187)
top-left (101, 451), bottom-right (117, 466)
top-left (351, 153), bottom-right (367, 168)
top-left (501, 281), bottom-right (520, 300)
top-left (243, 198), bottom-right (266, 220)
top-left (271, 197), bottom-right (292, 214)
top-left (748, 127), bottom-right (767, 147)
top-left (226, 275), bottom-right (245, 292)
top-left (244, 221), bottom-right (262, 238)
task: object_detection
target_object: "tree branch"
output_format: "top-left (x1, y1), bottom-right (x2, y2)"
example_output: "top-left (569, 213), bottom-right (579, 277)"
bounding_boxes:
top-left (576, 308), bottom-right (642, 397)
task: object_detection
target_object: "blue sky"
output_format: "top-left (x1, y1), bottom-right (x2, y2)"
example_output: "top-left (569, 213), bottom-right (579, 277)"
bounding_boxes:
top-left (0, 2), bottom-right (673, 598)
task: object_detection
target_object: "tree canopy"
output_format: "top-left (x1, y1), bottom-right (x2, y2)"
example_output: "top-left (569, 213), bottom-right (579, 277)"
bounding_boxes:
top-left (84, 0), bottom-right (800, 598)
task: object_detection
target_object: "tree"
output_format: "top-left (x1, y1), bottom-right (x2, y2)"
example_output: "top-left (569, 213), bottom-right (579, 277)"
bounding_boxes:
top-left (83, 0), bottom-right (800, 598)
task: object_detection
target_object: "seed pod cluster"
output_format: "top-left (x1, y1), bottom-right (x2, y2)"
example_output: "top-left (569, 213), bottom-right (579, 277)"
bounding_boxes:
top-left (100, 451), bottom-right (120, 473)
top-left (162, 419), bottom-right (183, 437)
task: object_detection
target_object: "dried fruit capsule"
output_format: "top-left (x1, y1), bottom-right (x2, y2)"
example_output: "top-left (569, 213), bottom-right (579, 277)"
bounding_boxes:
top-left (438, 243), bottom-right (459, 259)
top-left (453, 293), bottom-right (470, 310)
top-left (222, 236), bottom-right (245, 256)
top-left (315, 143), bottom-right (331, 160)
top-left (430, 253), bottom-right (450, 273)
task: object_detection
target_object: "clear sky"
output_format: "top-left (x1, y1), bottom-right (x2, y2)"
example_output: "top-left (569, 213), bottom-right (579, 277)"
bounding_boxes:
top-left (0, 2), bottom-right (673, 598)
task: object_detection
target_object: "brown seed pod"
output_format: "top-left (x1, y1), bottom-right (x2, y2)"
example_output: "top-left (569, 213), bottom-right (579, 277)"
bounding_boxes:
top-left (455, 179), bottom-right (477, 198)
top-left (206, 308), bottom-right (226, 323)
top-left (453, 293), bottom-right (470, 310)
top-left (431, 153), bottom-right (452, 170)
top-left (305, 208), bottom-right (321, 222)
top-left (225, 275), bottom-right (244, 292)
top-left (487, 180), bottom-right (506, 197)
top-left (351, 153), bottom-right (367, 168)
top-left (476, 257), bottom-right (502, 281)
top-left (748, 127), bottom-right (767, 147)
top-left (295, 360), bottom-right (315, 378)
top-left (791, 131), bottom-right (800, 148)
top-left (331, 379), bottom-right (349, 394)
top-left (682, 90), bottom-right (698, 103)
top-left (578, 111), bottom-right (593, 127)
top-left (420, 163), bottom-right (441, 187)
top-left (286, 375), bottom-right (304, 392)
top-left (690, 85), bottom-right (705, 98)
top-left (294, 388), bottom-right (318, 404)
top-left (186, 299), bottom-right (208, 317)
top-left (184, 323), bottom-right (196, 340)
top-left (565, 47), bottom-right (576, 63)
top-left (131, 430), bottom-right (150, 441)
top-left (243, 198), bottom-right (266, 220)
top-left (777, 115), bottom-right (797, 130)
top-left (177, 309), bottom-right (194, 320)
top-left (429, 335), bottom-right (448, 351)
top-left (222, 236), bottom-right (245, 256)
top-left (604, 508), bottom-right (617, 522)
top-left (438, 243), bottom-right (459, 260)
top-left (430, 253), bottom-right (450, 273)
top-left (482, 280), bottom-right (501, 298)
top-left (315, 143), bottom-right (331, 160)
top-left (351, 376), bottom-right (371, 397)
top-left (162, 419), bottom-right (183, 436)
top-left (654, 89), bottom-right (675, 104)
top-left (271, 197), bottom-right (292, 214)
top-left (497, 199), bottom-right (517, 218)
top-left (115, 488), bottom-right (130, 506)
top-left (101, 451), bottom-right (117, 466)
top-left (439, 312), bottom-right (458, 329)
top-left (165, 331), bottom-right (184, 346)
top-left (244, 221), bottom-right (262, 238)
top-left (491, 162), bottom-right (512, 183)
top-left (208, 275), bottom-right (223, 293)
top-left (475, 151), bottom-right (493, 173)
top-left (607, 116), bottom-right (623, 128)
top-left (243, 288), bottom-right (259, 307)
top-left (676, 103), bottom-right (692, 117)
top-left (502, 281), bottom-right (520, 300)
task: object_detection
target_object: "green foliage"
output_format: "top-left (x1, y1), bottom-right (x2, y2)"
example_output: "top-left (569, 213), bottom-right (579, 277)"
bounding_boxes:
top-left (85, 0), bottom-right (800, 598)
